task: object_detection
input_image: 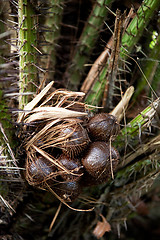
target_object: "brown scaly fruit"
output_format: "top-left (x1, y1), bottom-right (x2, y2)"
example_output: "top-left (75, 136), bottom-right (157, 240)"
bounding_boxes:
top-left (60, 121), bottom-right (90, 158)
top-left (52, 181), bottom-right (82, 202)
top-left (26, 156), bottom-right (56, 186)
top-left (81, 142), bottom-right (119, 184)
top-left (58, 154), bottom-right (83, 182)
top-left (87, 113), bottom-right (119, 142)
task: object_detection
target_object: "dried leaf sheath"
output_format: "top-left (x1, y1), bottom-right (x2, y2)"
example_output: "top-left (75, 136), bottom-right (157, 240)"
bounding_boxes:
top-left (18, 85), bottom-right (88, 192)
top-left (81, 37), bottom-right (113, 95)
top-left (102, 9), bottom-right (126, 110)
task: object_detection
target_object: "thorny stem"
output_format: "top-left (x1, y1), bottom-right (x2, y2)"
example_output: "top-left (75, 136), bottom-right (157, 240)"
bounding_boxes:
top-left (18, 0), bottom-right (37, 109)
top-left (0, 2), bottom-right (21, 213)
top-left (85, 0), bottom-right (160, 107)
top-left (42, 0), bottom-right (64, 83)
top-left (0, 91), bottom-right (22, 215)
top-left (0, 91), bottom-right (13, 157)
top-left (103, 10), bottom-right (126, 110)
top-left (109, 167), bottom-right (160, 223)
top-left (0, 3), bottom-right (16, 156)
top-left (119, 133), bottom-right (160, 167)
top-left (114, 98), bottom-right (160, 151)
top-left (134, 33), bottom-right (160, 99)
top-left (67, 0), bottom-right (113, 90)
top-left (121, 0), bottom-right (160, 57)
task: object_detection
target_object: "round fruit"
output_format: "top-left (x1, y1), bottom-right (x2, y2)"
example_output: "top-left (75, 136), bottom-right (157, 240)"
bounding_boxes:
top-left (26, 156), bottom-right (56, 186)
top-left (60, 122), bottom-right (90, 157)
top-left (81, 142), bottom-right (119, 182)
top-left (87, 113), bottom-right (119, 142)
top-left (53, 181), bottom-right (81, 202)
top-left (58, 154), bottom-right (83, 182)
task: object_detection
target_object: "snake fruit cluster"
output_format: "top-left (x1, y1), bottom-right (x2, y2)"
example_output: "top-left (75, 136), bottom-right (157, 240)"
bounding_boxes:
top-left (26, 113), bottom-right (120, 202)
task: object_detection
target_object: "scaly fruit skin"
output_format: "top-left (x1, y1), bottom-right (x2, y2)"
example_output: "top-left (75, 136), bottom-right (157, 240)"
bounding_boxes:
top-left (53, 181), bottom-right (82, 202)
top-left (87, 113), bottom-right (119, 142)
top-left (82, 142), bottom-right (119, 182)
top-left (58, 154), bottom-right (83, 182)
top-left (26, 156), bottom-right (56, 186)
top-left (59, 122), bottom-right (90, 158)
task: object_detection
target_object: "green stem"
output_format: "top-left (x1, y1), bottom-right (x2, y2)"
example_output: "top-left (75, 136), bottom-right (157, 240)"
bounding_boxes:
top-left (18, 0), bottom-right (37, 109)
top-left (109, 166), bottom-right (160, 224)
top-left (120, 0), bottom-right (160, 58)
top-left (134, 33), bottom-right (160, 99)
top-left (115, 154), bottom-right (160, 188)
top-left (67, 0), bottom-right (113, 90)
top-left (151, 59), bottom-right (160, 95)
top-left (0, 3), bottom-right (14, 153)
top-left (0, 91), bottom-right (12, 147)
top-left (85, 0), bottom-right (160, 107)
top-left (114, 98), bottom-right (160, 150)
top-left (42, 0), bottom-right (64, 82)
top-left (85, 66), bottom-right (108, 107)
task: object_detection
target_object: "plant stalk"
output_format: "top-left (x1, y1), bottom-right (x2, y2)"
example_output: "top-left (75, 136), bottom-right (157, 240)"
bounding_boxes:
top-left (85, 0), bottom-right (160, 107)
top-left (42, 0), bottom-right (64, 83)
top-left (67, 0), bottom-right (113, 90)
top-left (18, 0), bottom-right (37, 109)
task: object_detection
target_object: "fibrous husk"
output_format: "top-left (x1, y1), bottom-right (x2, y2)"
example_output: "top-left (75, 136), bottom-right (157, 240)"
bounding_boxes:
top-left (18, 82), bottom-right (88, 194)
